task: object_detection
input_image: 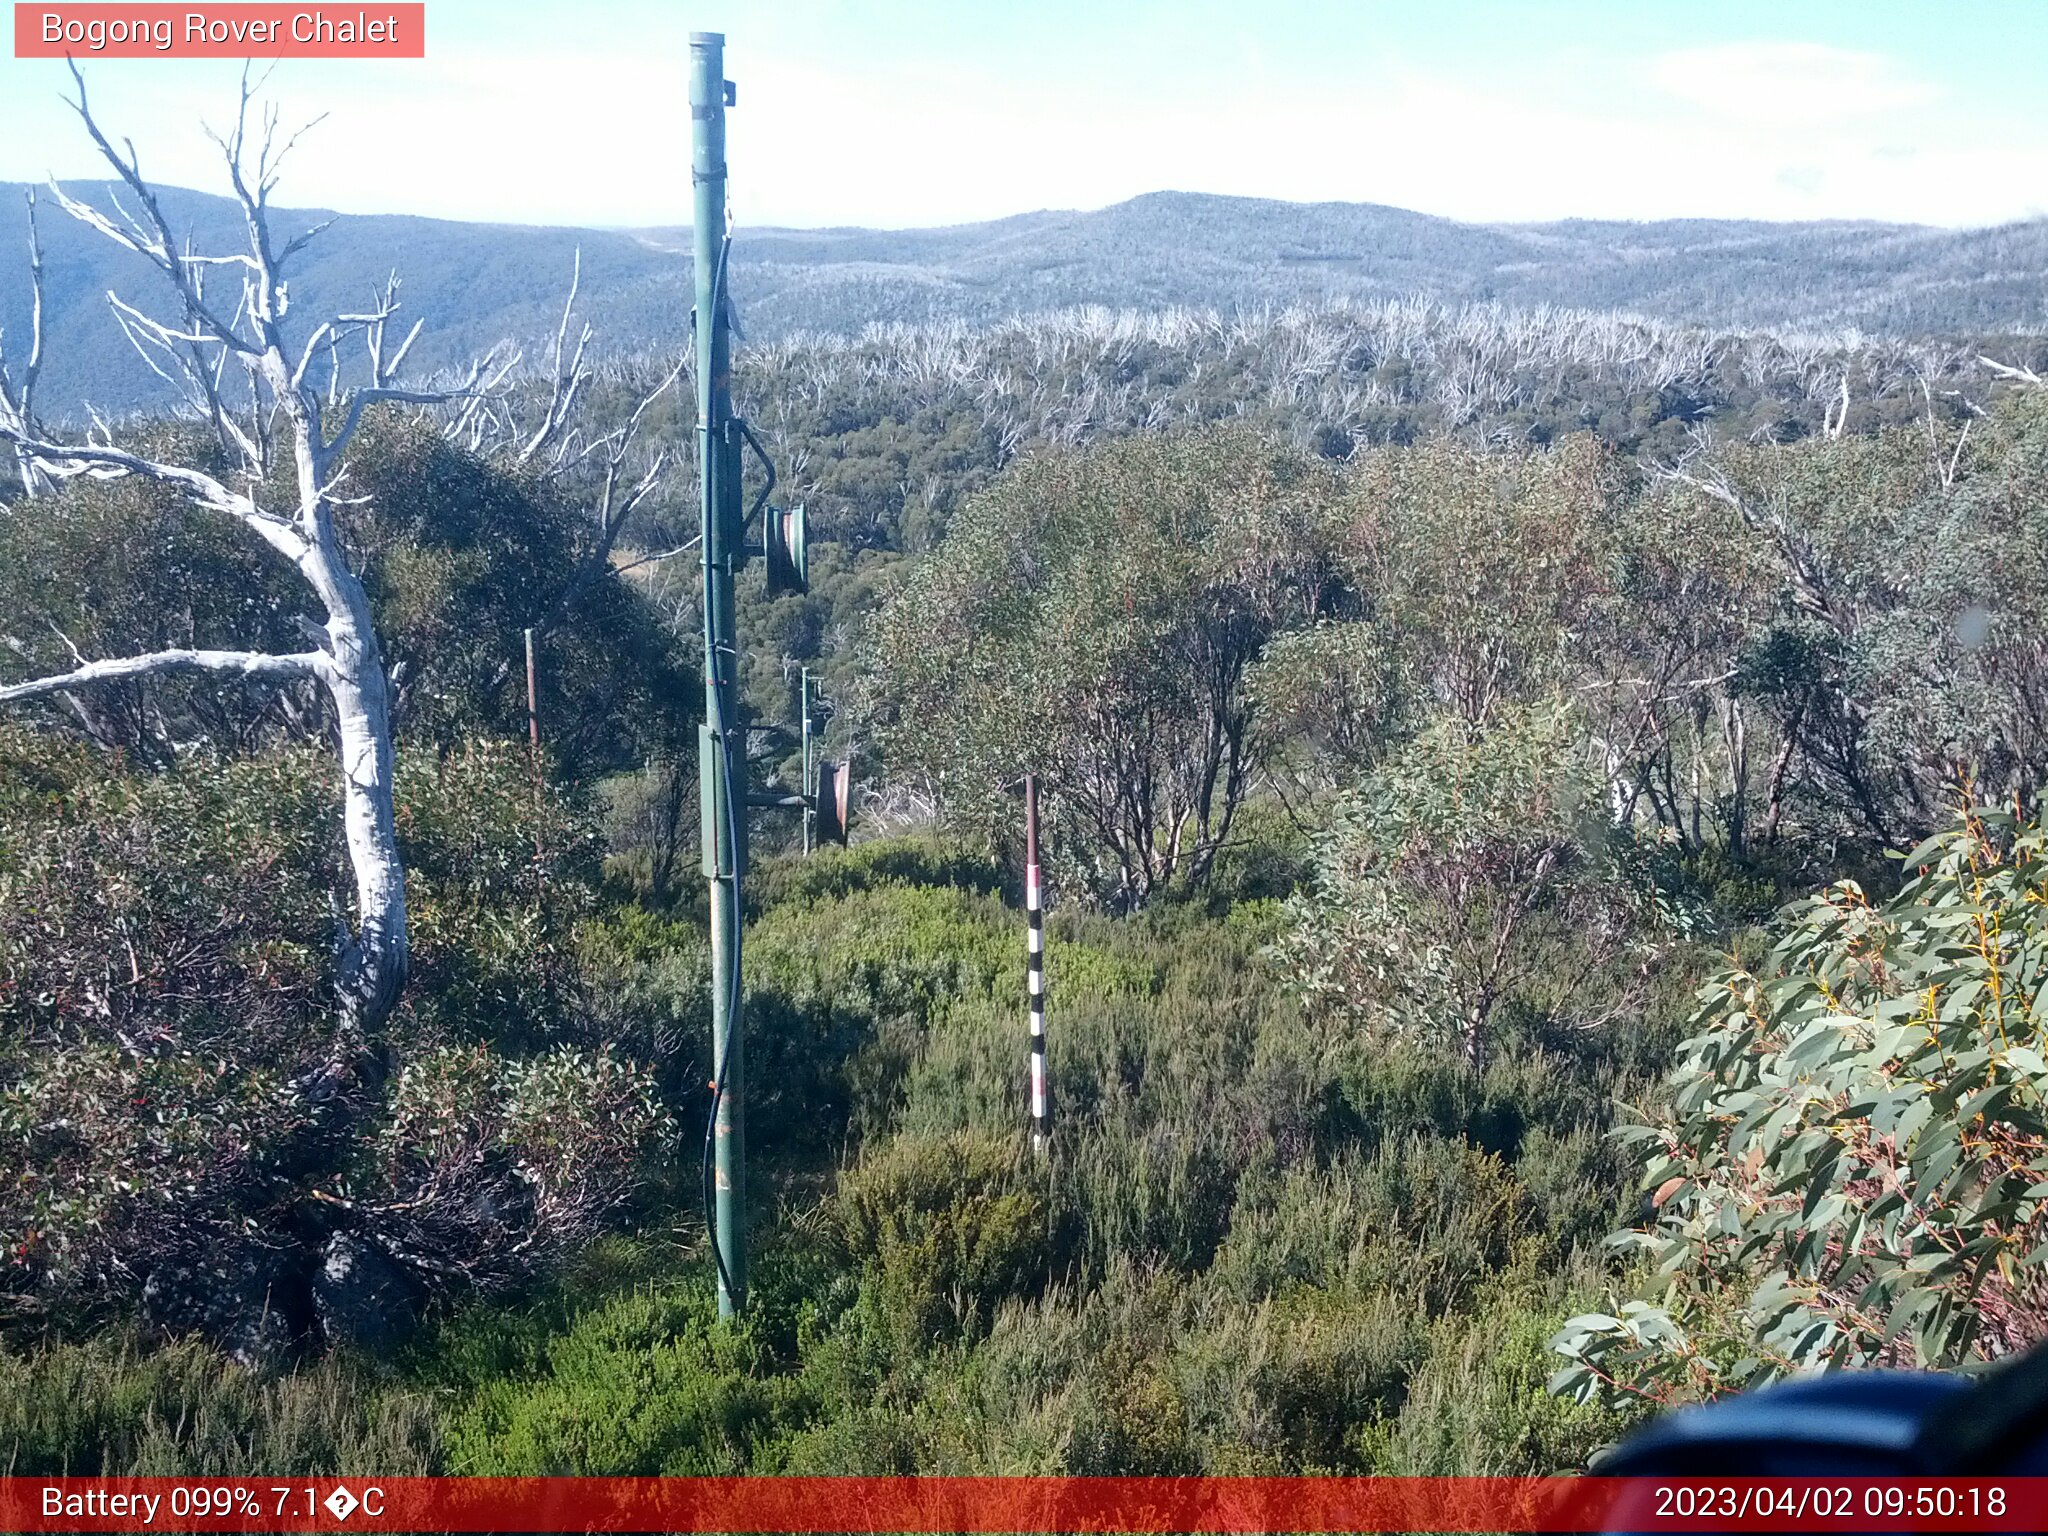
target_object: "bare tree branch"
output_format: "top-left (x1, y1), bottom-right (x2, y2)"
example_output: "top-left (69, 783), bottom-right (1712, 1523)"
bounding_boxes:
top-left (440, 344), bottom-right (521, 448)
top-left (526, 355), bottom-right (684, 640)
top-left (325, 385), bottom-right (470, 468)
top-left (519, 250), bottom-right (592, 465)
top-left (610, 535), bottom-right (702, 577)
top-left (0, 189), bottom-right (48, 495)
top-left (1980, 355), bottom-right (2045, 389)
top-left (0, 647), bottom-right (325, 704)
top-left (54, 63), bottom-right (260, 358)
top-left (0, 428), bottom-right (311, 560)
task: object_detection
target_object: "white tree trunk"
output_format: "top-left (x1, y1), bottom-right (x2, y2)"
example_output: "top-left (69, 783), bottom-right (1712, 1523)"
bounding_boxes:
top-left (286, 344), bottom-right (413, 1031)
top-left (324, 588), bottom-right (409, 1030)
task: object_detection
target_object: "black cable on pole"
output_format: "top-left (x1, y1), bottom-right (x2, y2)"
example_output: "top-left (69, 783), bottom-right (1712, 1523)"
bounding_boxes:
top-left (701, 704), bottom-right (742, 1312)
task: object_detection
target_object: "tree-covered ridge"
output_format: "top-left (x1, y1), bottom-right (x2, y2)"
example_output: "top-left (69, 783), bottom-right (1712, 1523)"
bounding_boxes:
top-left (7, 180), bottom-right (2048, 414)
top-left (693, 299), bottom-right (2033, 580)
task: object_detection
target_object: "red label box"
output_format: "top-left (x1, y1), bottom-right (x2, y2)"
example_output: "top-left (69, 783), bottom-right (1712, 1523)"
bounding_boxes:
top-left (14, 4), bottom-right (425, 58)
top-left (7, 1476), bottom-right (2048, 1533)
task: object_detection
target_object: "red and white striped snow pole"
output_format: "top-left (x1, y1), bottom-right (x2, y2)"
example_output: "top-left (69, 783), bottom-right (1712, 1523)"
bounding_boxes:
top-left (1024, 772), bottom-right (1049, 1155)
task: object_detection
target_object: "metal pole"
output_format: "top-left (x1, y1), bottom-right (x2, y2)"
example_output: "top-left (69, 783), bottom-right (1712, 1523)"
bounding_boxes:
top-left (692, 30), bottom-right (746, 1317)
top-left (801, 667), bottom-right (814, 856)
top-left (1025, 773), bottom-right (1048, 1154)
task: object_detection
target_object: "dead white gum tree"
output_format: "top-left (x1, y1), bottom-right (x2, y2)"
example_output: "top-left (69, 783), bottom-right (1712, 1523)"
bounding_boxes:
top-left (0, 66), bottom-right (494, 1034)
top-left (446, 250), bottom-right (688, 644)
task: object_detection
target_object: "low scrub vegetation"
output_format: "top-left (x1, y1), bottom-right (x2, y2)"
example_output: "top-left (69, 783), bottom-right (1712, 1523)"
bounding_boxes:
top-left (6, 346), bottom-right (2048, 1476)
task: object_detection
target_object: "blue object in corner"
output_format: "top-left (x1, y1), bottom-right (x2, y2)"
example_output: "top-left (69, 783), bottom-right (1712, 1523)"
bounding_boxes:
top-left (1599, 1370), bottom-right (1973, 1477)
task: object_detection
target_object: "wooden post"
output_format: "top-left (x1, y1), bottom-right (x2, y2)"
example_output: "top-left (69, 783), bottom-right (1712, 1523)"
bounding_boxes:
top-left (801, 667), bottom-right (814, 856)
top-left (522, 626), bottom-right (543, 865)
top-left (523, 626), bottom-right (540, 750)
top-left (1025, 773), bottom-right (1048, 1155)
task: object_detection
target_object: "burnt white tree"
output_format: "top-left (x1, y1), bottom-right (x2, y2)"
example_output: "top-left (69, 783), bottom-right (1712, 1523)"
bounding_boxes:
top-left (446, 250), bottom-right (687, 642)
top-left (0, 190), bottom-right (49, 497)
top-left (0, 68), bottom-right (481, 1032)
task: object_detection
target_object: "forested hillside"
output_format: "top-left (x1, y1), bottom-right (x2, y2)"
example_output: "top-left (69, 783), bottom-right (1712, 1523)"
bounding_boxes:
top-left (10, 368), bottom-right (2048, 1470)
top-left (6, 181), bottom-right (2048, 412)
top-left (700, 194), bottom-right (2048, 342)
top-left (7, 113), bottom-right (2048, 1483)
top-left (634, 298), bottom-right (2043, 763)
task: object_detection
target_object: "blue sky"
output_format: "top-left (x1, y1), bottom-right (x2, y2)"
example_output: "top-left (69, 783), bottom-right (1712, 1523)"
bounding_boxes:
top-left (1, 0), bottom-right (2042, 229)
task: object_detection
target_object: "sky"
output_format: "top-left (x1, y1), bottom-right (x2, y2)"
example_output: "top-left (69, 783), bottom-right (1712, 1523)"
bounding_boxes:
top-left (0, 0), bottom-right (2044, 231)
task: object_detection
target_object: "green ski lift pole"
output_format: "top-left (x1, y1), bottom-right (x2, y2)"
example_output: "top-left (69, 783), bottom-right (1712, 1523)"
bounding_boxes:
top-left (692, 33), bottom-right (833, 1317)
top-left (692, 30), bottom-right (746, 1319)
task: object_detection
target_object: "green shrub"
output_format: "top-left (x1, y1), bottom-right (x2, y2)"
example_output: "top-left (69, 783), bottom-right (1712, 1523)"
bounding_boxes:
top-left (439, 1287), bottom-right (808, 1475)
top-left (745, 837), bottom-right (1004, 917)
top-left (1363, 1262), bottom-right (1634, 1474)
top-left (577, 907), bottom-right (713, 1103)
top-left (975, 1263), bottom-right (1200, 1476)
top-left (872, 430), bottom-right (1342, 908)
top-left (1555, 802), bottom-right (2048, 1409)
top-left (836, 1132), bottom-right (1051, 1347)
top-left (1211, 1139), bottom-right (1532, 1317)
top-left (741, 877), bottom-right (1052, 1150)
top-left (1322, 1039), bottom-right (1606, 1161)
top-left (395, 741), bottom-right (606, 1051)
top-left (1174, 1285), bottom-right (1427, 1470)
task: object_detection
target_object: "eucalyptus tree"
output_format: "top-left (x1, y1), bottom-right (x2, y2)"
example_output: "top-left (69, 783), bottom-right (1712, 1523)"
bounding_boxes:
top-left (1655, 399), bottom-right (2048, 848)
top-left (1246, 435), bottom-right (1635, 810)
top-left (1278, 702), bottom-right (1654, 1072)
top-left (1554, 801), bottom-right (2048, 1407)
top-left (873, 429), bottom-right (1341, 907)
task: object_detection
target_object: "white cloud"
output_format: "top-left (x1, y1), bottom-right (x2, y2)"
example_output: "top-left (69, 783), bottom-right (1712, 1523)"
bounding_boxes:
top-left (1649, 42), bottom-right (1941, 125)
top-left (3, 31), bottom-right (2043, 231)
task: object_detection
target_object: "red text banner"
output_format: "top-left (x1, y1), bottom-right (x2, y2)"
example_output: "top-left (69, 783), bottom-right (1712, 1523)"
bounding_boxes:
top-left (14, 5), bottom-right (425, 58)
top-left (5, 1476), bottom-right (2048, 1533)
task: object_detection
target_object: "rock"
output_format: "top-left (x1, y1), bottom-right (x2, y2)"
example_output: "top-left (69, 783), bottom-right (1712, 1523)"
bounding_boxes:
top-left (310, 1232), bottom-right (419, 1355)
top-left (142, 1239), bottom-right (303, 1373)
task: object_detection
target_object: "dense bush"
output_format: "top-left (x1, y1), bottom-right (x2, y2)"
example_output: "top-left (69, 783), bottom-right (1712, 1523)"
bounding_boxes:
top-left (343, 420), bottom-right (696, 775)
top-left (0, 811), bottom-right (1692, 1472)
top-left (869, 397), bottom-right (2048, 900)
top-left (1555, 800), bottom-right (2048, 1408)
top-left (14, 357), bottom-right (2048, 1481)
top-left (0, 731), bottom-right (673, 1357)
top-left (872, 429), bottom-right (1341, 907)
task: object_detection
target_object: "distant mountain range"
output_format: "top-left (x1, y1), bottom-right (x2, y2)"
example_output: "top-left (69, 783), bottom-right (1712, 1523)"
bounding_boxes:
top-left (4, 184), bottom-right (2045, 413)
